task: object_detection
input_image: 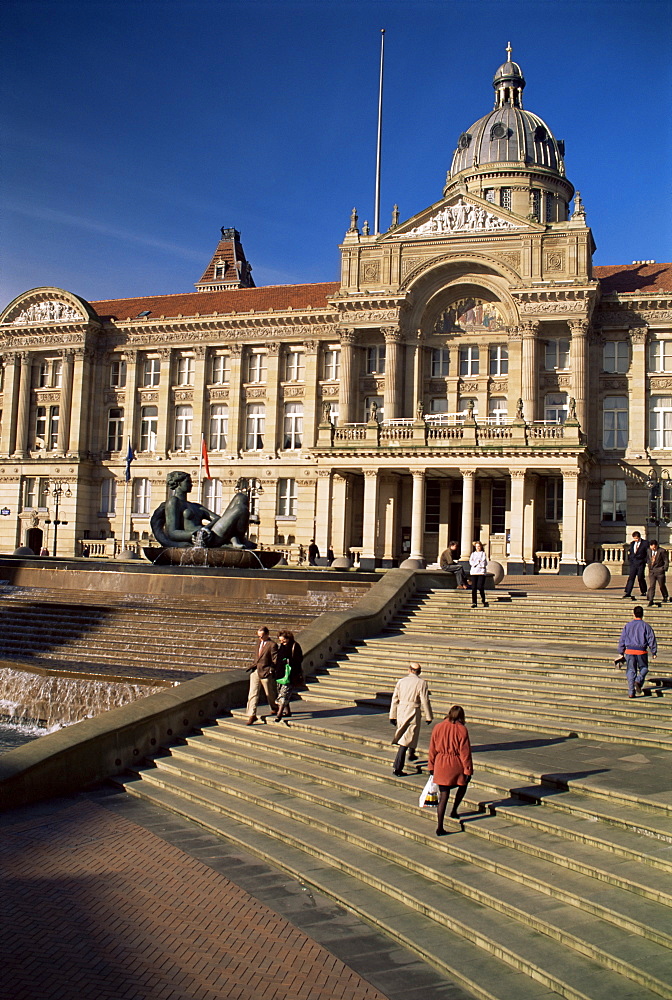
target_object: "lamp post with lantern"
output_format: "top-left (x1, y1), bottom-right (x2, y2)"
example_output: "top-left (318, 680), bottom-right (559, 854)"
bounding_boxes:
top-left (45, 479), bottom-right (72, 557)
top-left (646, 468), bottom-right (672, 527)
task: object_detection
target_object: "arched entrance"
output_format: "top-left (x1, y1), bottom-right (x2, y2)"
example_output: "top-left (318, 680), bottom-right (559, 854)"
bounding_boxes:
top-left (26, 527), bottom-right (43, 554)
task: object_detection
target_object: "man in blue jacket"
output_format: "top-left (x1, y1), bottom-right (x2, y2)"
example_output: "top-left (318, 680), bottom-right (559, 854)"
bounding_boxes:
top-left (618, 605), bottom-right (657, 698)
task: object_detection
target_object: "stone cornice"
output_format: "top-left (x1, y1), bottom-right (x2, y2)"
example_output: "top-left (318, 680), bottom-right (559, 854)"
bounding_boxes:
top-left (97, 312), bottom-right (339, 346)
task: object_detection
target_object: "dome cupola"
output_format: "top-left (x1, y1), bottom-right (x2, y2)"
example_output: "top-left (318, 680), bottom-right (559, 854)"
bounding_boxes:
top-left (493, 45), bottom-right (526, 108)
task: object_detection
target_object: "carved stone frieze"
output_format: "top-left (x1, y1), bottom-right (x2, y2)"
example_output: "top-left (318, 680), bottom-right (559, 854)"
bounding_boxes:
top-left (339, 311), bottom-right (398, 324)
top-left (458, 381), bottom-right (480, 392)
top-left (35, 391), bottom-right (61, 403)
top-left (648, 377), bottom-right (672, 389)
top-left (401, 257), bottom-right (420, 276)
top-left (173, 390), bottom-right (193, 402)
top-left (208, 388), bottom-right (230, 400)
top-left (405, 198), bottom-right (524, 238)
top-left (544, 252), bottom-right (564, 272)
top-left (601, 378), bottom-right (628, 390)
top-left (520, 300), bottom-right (586, 314)
top-left (283, 385), bottom-right (304, 397)
top-left (428, 379), bottom-right (448, 393)
top-left (499, 252), bottom-right (520, 272)
top-left (103, 391), bottom-right (125, 404)
top-left (489, 380), bottom-right (508, 392)
top-left (11, 300), bottom-right (84, 325)
top-left (316, 469), bottom-right (331, 478)
top-left (245, 387), bottom-right (266, 399)
top-left (362, 262), bottom-right (380, 282)
top-left (296, 479), bottom-right (314, 488)
top-left (139, 391), bottom-right (159, 403)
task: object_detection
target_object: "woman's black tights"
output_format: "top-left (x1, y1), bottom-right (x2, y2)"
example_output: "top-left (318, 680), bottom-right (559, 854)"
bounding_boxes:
top-left (436, 783), bottom-right (469, 833)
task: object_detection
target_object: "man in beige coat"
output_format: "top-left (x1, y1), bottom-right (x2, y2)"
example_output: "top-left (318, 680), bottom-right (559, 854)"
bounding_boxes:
top-left (389, 662), bottom-right (433, 775)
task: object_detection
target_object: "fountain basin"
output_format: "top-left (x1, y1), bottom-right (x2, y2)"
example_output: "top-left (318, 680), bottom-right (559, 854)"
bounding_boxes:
top-left (143, 546), bottom-right (284, 568)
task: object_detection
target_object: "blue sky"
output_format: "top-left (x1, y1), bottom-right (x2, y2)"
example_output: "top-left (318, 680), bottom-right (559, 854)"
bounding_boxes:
top-left (2, 0), bottom-right (671, 305)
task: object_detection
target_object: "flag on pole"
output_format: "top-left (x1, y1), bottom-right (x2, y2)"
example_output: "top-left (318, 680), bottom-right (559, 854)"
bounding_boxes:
top-left (201, 434), bottom-right (211, 479)
top-left (125, 439), bottom-right (134, 482)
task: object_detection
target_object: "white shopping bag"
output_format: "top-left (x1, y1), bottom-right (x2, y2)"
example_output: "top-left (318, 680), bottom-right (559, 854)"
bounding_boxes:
top-left (418, 775), bottom-right (438, 808)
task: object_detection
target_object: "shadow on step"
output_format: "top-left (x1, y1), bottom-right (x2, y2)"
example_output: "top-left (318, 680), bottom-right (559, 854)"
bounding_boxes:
top-left (473, 734), bottom-right (579, 753)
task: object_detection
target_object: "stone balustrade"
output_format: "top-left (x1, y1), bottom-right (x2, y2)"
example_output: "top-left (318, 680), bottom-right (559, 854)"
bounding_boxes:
top-left (318, 417), bottom-right (583, 451)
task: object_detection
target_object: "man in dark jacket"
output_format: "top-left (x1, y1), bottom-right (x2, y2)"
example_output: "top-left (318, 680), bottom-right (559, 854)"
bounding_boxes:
top-left (646, 539), bottom-right (669, 606)
top-left (245, 626), bottom-right (278, 724)
top-left (618, 605), bottom-right (657, 698)
top-left (622, 531), bottom-right (648, 600)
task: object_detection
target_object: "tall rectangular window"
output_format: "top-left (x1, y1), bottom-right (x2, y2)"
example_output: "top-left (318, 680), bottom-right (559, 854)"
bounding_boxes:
top-left (35, 406), bottom-right (47, 449)
top-left (603, 341), bottom-right (629, 373)
top-left (491, 481), bottom-right (507, 533)
top-left (545, 193), bottom-right (554, 222)
top-left (247, 352), bottom-right (267, 383)
top-left (277, 478), bottom-right (297, 516)
top-left (323, 349), bottom-right (340, 380)
top-left (133, 478), bottom-right (152, 515)
top-left (176, 356), bottom-right (194, 386)
top-left (245, 403), bottom-right (265, 450)
top-left (649, 396), bottom-right (672, 449)
top-left (211, 354), bottom-right (229, 384)
top-left (545, 339), bottom-right (570, 370)
top-left (545, 479), bottom-right (563, 521)
top-left (431, 348), bottom-right (449, 377)
top-left (48, 407), bottom-right (60, 449)
top-left (544, 393), bottom-right (568, 423)
top-left (52, 358), bottom-right (63, 387)
top-left (23, 477), bottom-right (37, 510)
top-left (531, 189), bottom-right (541, 221)
top-left (365, 346), bottom-right (386, 374)
top-left (284, 351), bottom-right (305, 381)
top-left (203, 478), bottom-right (223, 514)
top-left (209, 404), bottom-right (228, 451)
top-left (601, 480), bottom-right (626, 522)
top-left (603, 396), bottom-right (628, 449)
top-left (424, 480), bottom-right (441, 533)
top-left (107, 408), bottom-right (124, 451)
top-left (488, 397), bottom-right (508, 423)
top-left (143, 357), bottom-right (160, 386)
top-left (500, 187), bottom-right (511, 210)
top-left (174, 405), bottom-right (192, 451)
top-left (100, 478), bottom-right (117, 515)
top-left (140, 405), bottom-right (158, 452)
top-left (110, 359), bottom-right (126, 387)
top-left (489, 344), bottom-right (508, 375)
top-left (649, 341), bottom-right (672, 373)
top-left (459, 346), bottom-right (479, 376)
top-left (283, 402), bottom-right (303, 449)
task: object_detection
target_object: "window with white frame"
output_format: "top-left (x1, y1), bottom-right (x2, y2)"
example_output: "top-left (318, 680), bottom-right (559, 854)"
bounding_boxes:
top-left (459, 346), bottom-right (479, 376)
top-left (649, 396), bottom-right (672, 449)
top-left (211, 354), bottom-right (230, 384)
top-left (283, 402), bottom-right (303, 449)
top-left (489, 344), bottom-right (508, 375)
top-left (544, 393), bottom-right (568, 423)
top-left (603, 396), bottom-right (628, 449)
top-left (488, 397), bottom-right (508, 423)
top-left (323, 349), bottom-right (340, 381)
top-left (365, 345), bottom-right (386, 374)
top-left (601, 480), bottom-right (626, 522)
top-left (133, 478), bottom-right (152, 515)
top-left (246, 352), bottom-right (267, 383)
top-left (176, 356), bottom-right (194, 386)
top-left (284, 350), bottom-right (305, 382)
top-left (484, 188), bottom-right (495, 203)
top-left (545, 339), bottom-right (570, 370)
top-left (107, 408), bottom-right (124, 451)
top-left (140, 405), bottom-right (158, 452)
top-left (245, 403), bottom-right (265, 450)
top-left (52, 358), bottom-right (62, 387)
top-left (110, 359), bottom-right (126, 387)
top-left (35, 406), bottom-right (47, 449)
top-left (209, 404), bottom-right (228, 451)
top-left (100, 478), bottom-right (117, 515)
top-left (545, 479), bottom-right (563, 521)
top-left (48, 407), bottom-right (60, 449)
top-left (500, 187), bottom-right (512, 210)
top-left (143, 357), bottom-right (160, 386)
top-left (203, 478), bottom-right (224, 515)
top-left (364, 395), bottom-right (384, 421)
top-left (38, 361), bottom-right (50, 387)
top-left (649, 341), bottom-right (672, 373)
top-left (174, 405), bottom-right (192, 451)
top-left (431, 348), bottom-right (449, 377)
top-left (277, 478), bottom-right (297, 517)
top-left (603, 341), bottom-right (629, 373)
top-left (23, 477), bottom-right (48, 510)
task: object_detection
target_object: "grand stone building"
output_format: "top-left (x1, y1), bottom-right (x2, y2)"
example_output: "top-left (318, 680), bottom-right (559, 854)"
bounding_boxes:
top-left (1, 53), bottom-right (671, 571)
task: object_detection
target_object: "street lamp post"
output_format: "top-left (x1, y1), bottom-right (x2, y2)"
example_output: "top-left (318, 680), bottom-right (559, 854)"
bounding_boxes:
top-left (646, 468), bottom-right (671, 527)
top-left (235, 477), bottom-right (264, 529)
top-left (45, 480), bottom-right (72, 557)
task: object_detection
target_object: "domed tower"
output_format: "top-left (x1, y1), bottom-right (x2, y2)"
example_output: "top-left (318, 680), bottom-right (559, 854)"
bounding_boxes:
top-left (444, 45), bottom-right (574, 224)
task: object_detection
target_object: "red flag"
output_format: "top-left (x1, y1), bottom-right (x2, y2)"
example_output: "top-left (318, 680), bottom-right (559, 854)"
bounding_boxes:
top-left (201, 434), bottom-right (211, 479)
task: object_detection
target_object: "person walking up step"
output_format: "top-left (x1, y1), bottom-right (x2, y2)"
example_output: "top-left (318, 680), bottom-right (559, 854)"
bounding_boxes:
top-left (622, 530), bottom-right (649, 600)
top-left (618, 605), bottom-right (657, 698)
top-left (272, 628), bottom-right (303, 721)
top-left (429, 705), bottom-right (473, 834)
top-left (469, 540), bottom-right (489, 608)
top-left (245, 626), bottom-right (279, 724)
top-left (389, 662), bottom-right (433, 775)
top-left (646, 539), bottom-right (669, 606)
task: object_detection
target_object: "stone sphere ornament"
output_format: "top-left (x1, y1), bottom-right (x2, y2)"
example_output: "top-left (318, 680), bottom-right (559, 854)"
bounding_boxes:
top-left (400, 557), bottom-right (424, 570)
top-left (13, 546), bottom-right (36, 557)
top-left (583, 562), bottom-right (611, 590)
top-left (486, 560), bottom-right (505, 584)
top-left (330, 556), bottom-right (352, 571)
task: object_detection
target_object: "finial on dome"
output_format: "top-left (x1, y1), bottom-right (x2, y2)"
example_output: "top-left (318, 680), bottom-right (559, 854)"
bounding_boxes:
top-left (506, 41), bottom-right (512, 60)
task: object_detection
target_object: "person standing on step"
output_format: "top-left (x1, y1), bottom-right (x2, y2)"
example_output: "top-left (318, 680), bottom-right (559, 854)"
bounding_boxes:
top-left (389, 662), bottom-right (433, 775)
top-left (272, 628), bottom-right (303, 722)
top-left (429, 705), bottom-right (473, 834)
top-left (618, 605), bottom-right (657, 698)
top-left (442, 540), bottom-right (468, 589)
top-left (622, 530), bottom-right (649, 600)
top-left (646, 539), bottom-right (669, 607)
top-left (469, 540), bottom-right (489, 609)
top-left (245, 626), bottom-right (279, 724)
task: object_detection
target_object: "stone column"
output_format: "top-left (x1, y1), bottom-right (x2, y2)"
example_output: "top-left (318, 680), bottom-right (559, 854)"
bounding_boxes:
top-left (1, 353), bottom-right (21, 456)
top-left (314, 470), bottom-right (332, 556)
top-left (522, 473), bottom-right (537, 565)
top-left (302, 339), bottom-right (319, 448)
top-left (508, 469), bottom-right (527, 573)
top-left (338, 329), bottom-right (357, 424)
top-left (13, 352), bottom-right (32, 457)
top-left (58, 349), bottom-right (75, 455)
top-left (569, 319), bottom-right (589, 430)
top-left (521, 322), bottom-right (539, 422)
top-left (67, 349), bottom-right (92, 455)
top-left (457, 471), bottom-right (475, 560)
top-left (155, 348), bottom-right (172, 456)
top-left (628, 328), bottom-right (648, 455)
top-left (379, 475), bottom-right (399, 566)
top-left (360, 469), bottom-right (379, 570)
top-left (382, 326), bottom-right (402, 420)
top-left (560, 469), bottom-right (582, 573)
top-left (331, 473), bottom-right (351, 557)
top-left (409, 470), bottom-right (426, 564)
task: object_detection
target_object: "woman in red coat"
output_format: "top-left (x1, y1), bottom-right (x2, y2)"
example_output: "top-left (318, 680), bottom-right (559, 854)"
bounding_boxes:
top-left (428, 705), bottom-right (473, 835)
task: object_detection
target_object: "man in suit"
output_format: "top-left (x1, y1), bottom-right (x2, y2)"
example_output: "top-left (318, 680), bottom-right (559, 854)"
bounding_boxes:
top-left (622, 531), bottom-right (649, 600)
top-left (245, 626), bottom-right (278, 724)
top-left (389, 662), bottom-right (433, 775)
top-left (646, 539), bottom-right (669, 606)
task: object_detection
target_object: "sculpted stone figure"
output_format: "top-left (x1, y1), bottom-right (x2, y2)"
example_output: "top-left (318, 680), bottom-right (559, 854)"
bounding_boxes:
top-left (150, 471), bottom-right (256, 550)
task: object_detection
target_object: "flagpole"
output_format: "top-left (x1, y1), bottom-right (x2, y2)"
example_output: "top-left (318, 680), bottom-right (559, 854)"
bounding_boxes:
top-left (374, 28), bottom-right (385, 235)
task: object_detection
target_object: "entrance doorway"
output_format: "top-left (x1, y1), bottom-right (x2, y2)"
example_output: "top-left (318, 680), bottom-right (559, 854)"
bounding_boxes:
top-left (26, 527), bottom-right (43, 554)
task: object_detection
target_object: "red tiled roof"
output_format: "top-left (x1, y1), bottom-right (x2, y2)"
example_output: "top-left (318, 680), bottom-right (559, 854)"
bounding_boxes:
top-left (594, 263), bottom-right (672, 294)
top-left (90, 282), bottom-right (340, 321)
top-left (196, 231), bottom-right (255, 289)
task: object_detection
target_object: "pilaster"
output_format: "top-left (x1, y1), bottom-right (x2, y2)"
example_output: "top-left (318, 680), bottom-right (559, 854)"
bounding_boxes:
top-left (460, 470), bottom-right (476, 559)
top-left (360, 469), bottom-right (380, 570)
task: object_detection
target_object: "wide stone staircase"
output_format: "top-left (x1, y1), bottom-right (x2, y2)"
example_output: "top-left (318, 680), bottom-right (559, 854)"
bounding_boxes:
top-left (116, 589), bottom-right (672, 1000)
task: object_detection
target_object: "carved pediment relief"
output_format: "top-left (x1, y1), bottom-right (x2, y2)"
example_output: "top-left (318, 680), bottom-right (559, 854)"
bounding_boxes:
top-left (391, 196), bottom-right (525, 240)
top-left (1, 288), bottom-right (92, 328)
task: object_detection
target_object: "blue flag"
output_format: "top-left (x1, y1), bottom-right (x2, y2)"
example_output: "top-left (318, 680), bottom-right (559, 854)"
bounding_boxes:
top-left (125, 439), bottom-right (134, 482)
